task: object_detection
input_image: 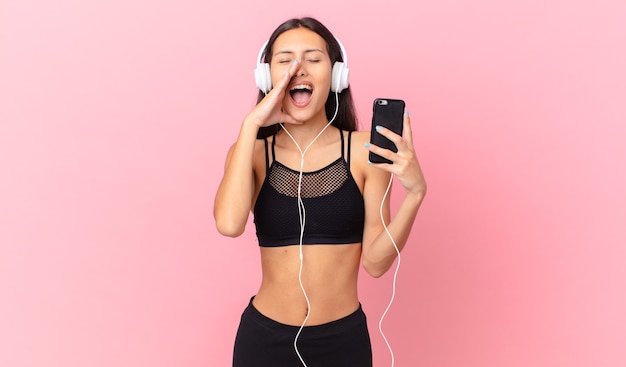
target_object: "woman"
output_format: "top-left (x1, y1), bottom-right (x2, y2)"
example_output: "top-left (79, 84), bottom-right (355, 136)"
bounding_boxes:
top-left (214, 17), bottom-right (426, 367)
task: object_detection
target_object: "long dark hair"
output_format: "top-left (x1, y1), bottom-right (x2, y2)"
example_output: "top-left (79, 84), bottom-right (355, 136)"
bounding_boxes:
top-left (256, 17), bottom-right (358, 139)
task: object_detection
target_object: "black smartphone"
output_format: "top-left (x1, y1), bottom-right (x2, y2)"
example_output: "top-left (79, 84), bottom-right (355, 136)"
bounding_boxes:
top-left (369, 98), bottom-right (405, 164)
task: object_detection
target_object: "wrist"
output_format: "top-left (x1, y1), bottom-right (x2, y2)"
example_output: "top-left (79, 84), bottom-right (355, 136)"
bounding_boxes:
top-left (242, 115), bottom-right (264, 129)
top-left (404, 189), bottom-right (426, 206)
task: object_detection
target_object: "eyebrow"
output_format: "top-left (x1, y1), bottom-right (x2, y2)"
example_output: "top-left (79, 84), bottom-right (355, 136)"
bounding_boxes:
top-left (273, 48), bottom-right (325, 57)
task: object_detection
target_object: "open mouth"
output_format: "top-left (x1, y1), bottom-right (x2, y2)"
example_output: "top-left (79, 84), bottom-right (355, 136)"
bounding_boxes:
top-left (289, 83), bottom-right (313, 107)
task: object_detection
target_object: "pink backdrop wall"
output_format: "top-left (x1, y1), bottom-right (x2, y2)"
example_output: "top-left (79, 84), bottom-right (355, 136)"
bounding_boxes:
top-left (1, 0), bottom-right (625, 366)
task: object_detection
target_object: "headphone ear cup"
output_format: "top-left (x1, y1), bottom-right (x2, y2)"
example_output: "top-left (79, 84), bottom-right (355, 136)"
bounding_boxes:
top-left (331, 62), bottom-right (350, 93)
top-left (254, 63), bottom-right (272, 93)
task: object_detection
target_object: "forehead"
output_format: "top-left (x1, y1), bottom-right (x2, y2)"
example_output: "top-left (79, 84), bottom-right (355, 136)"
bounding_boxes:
top-left (273, 28), bottom-right (328, 54)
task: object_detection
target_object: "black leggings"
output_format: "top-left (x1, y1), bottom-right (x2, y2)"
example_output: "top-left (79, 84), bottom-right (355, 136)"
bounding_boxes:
top-left (233, 298), bottom-right (372, 367)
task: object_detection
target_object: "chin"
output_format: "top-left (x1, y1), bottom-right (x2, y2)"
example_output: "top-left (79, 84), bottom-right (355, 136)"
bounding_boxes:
top-left (285, 101), bottom-right (327, 123)
top-left (287, 109), bottom-right (314, 122)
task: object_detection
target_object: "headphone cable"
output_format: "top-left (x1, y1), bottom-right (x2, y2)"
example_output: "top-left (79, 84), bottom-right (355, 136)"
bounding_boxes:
top-left (280, 90), bottom-right (340, 367)
top-left (378, 172), bottom-right (400, 367)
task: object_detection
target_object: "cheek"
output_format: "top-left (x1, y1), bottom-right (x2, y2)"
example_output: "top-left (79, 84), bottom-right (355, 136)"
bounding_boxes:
top-left (316, 74), bottom-right (332, 96)
top-left (270, 66), bottom-right (289, 86)
top-left (307, 66), bottom-right (332, 93)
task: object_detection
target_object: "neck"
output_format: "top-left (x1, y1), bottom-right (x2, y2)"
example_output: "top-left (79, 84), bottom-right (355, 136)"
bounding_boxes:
top-left (280, 117), bottom-right (334, 155)
top-left (281, 91), bottom-right (341, 153)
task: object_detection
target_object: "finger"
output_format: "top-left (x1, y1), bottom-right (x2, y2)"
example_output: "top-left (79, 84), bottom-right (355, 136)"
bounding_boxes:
top-left (273, 59), bottom-right (301, 93)
top-left (374, 125), bottom-right (404, 146)
top-left (366, 141), bottom-right (395, 162)
top-left (402, 111), bottom-right (415, 149)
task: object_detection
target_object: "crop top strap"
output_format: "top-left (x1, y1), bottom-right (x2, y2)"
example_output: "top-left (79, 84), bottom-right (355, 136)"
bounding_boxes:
top-left (270, 134), bottom-right (276, 164)
top-left (339, 130), bottom-right (353, 168)
top-left (340, 129), bottom-right (345, 160)
top-left (347, 130), bottom-right (353, 169)
top-left (262, 136), bottom-right (276, 174)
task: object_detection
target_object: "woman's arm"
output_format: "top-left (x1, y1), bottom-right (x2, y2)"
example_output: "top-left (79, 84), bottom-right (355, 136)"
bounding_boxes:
top-left (361, 111), bottom-right (427, 277)
top-left (213, 121), bottom-right (261, 237)
top-left (213, 59), bottom-right (303, 237)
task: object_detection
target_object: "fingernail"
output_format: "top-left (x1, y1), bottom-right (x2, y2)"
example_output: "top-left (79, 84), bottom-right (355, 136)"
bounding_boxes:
top-left (405, 110), bottom-right (409, 116)
top-left (292, 58), bottom-right (300, 64)
top-left (367, 160), bottom-right (372, 165)
top-left (375, 125), bottom-right (382, 131)
top-left (364, 142), bottom-right (370, 148)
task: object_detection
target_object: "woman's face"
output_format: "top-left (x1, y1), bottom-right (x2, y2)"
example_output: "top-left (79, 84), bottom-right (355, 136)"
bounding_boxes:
top-left (270, 27), bottom-right (333, 123)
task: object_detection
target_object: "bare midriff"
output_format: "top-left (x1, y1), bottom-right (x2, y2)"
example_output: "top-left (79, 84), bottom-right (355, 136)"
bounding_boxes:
top-left (252, 243), bottom-right (362, 326)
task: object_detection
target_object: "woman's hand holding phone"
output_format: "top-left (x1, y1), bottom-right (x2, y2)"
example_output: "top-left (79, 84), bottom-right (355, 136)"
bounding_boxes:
top-left (368, 98), bottom-right (405, 164)
top-left (367, 100), bottom-right (427, 198)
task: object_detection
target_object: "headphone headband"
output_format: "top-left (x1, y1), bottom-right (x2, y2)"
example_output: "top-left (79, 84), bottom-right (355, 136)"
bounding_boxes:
top-left (257, 37), bottom-right (348, 65)
top-left (254, 35), bottom-right (350, 93)
top-left (257, 40), bottom-right (270, 65)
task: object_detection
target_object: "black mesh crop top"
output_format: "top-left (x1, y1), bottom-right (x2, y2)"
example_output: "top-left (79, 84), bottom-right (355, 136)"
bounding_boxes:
top-left (253, 130), bottom-right (365, 247)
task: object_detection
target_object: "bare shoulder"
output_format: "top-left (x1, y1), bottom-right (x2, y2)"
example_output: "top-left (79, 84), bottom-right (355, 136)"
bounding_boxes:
top-left (347, 131), bottom-right (374, 189)
top-left (223, 137), bottom-right (266, 160)
top-left (221, 137), bottom-right (268, 176)
top-left (351, 130), bottom-right (391, 183)
top-left (351, 130), bottom-right (371, 144)
top-left (252, 136), bottom-right (269, 169)
top-left (350, 131), bottom-right (371, 164)
top-left (253, 136), bottom-right (268, 152)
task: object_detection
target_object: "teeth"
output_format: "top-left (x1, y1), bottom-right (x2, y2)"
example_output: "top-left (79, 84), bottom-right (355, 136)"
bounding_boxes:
top-left (290, 84), bottom-right (312, 91)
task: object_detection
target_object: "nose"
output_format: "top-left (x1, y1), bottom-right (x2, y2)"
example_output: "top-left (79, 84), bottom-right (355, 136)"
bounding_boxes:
top-left (296, 62), bottom-right (307, 77)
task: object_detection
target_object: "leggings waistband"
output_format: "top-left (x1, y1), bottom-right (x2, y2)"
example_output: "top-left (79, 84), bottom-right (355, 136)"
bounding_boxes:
top-left (243, 297), bottom-right (367, 337)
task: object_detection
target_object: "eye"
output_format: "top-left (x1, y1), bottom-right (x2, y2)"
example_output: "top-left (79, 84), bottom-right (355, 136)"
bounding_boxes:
top-left (306, 59), bottom-right (321, 63)
top-left (277, 59), bottom-right (291, 64)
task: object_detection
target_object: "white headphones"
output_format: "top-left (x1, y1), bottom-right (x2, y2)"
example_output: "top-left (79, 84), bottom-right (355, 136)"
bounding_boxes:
top-left (254, 36), bottom-right (350, 94)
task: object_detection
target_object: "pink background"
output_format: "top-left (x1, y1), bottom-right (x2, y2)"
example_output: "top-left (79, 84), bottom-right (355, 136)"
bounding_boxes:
top-left (1, 0), bottom-right (625, 366)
